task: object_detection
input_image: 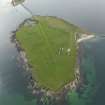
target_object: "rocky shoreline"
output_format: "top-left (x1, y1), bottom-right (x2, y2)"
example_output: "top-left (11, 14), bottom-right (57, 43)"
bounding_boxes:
top-left (11, 18), bottom-right (93, 102)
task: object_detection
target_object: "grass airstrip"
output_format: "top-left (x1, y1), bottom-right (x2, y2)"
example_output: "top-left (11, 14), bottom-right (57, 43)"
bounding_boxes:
top-left (16, 16), bottom-right (81, 91)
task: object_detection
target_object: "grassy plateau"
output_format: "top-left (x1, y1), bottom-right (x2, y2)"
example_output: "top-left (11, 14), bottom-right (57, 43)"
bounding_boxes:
top-left (16, 16), bottom-right (81, 91)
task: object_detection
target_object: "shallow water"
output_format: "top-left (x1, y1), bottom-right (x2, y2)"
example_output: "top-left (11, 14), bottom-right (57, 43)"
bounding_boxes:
top-left (0, 0), bottom-right (105, 105)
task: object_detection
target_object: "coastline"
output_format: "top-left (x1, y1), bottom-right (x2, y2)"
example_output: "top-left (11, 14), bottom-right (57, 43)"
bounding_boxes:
top-left (11, 17), bottom-right (95, 102)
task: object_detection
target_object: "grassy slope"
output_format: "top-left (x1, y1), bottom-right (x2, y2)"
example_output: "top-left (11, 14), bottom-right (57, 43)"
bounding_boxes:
top-left (16, 16), bottom-right (81, 91)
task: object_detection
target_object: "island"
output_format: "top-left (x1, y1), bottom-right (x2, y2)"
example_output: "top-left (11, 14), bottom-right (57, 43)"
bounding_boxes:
top-left (12, 16), bottom-right (95, 100)
top-left (11, 0), bottom-right (25, 6)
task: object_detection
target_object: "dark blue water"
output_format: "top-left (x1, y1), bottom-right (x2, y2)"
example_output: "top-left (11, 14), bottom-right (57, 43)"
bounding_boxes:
top-left (0, 0), bottom-right (105, 105)
top-left (87, 37), bottom-right (105, 105)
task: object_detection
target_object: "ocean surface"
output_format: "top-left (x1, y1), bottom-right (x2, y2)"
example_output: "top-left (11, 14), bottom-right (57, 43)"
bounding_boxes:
top-left (0, 0), bottom-right (105, 105)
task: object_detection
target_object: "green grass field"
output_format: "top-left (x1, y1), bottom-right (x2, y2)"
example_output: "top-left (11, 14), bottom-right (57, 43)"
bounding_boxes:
top-left (16, 16), bottom-right (81, 91)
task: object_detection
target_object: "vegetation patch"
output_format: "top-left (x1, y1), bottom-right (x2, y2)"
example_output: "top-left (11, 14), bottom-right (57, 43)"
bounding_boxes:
top-left (11, 0), bottom-right (25, 5)
top-left (16, 16), bottom-right (81, 91)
